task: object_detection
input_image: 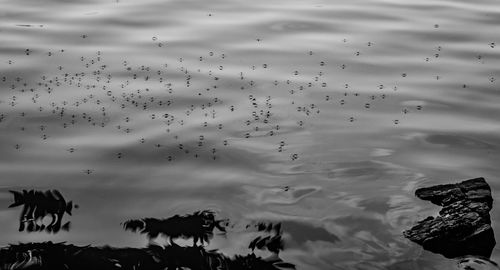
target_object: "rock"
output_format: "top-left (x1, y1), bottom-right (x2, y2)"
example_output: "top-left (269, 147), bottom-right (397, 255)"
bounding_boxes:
top-left (403, 177), bottom-right (496, 259)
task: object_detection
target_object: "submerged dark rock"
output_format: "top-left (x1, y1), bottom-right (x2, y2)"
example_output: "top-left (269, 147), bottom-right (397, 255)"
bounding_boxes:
top-left (403, 177), bottom-right (496, 258)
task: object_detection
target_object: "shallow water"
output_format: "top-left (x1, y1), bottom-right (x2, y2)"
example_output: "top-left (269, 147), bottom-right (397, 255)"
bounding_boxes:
top-left (1, 0), bottom-right (500, 269)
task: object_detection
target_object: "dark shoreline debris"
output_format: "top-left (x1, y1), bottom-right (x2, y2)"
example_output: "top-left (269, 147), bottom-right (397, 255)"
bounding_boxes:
top-left (403, 177), bottom-right (496, 258)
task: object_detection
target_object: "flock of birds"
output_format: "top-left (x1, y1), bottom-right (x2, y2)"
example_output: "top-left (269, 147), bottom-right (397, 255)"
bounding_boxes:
top-left (1, 33), bottom-right (496, 175)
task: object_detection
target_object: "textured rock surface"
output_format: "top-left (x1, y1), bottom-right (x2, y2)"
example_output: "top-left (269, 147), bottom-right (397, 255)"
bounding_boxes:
top-left (403, 177), bottom-right (496, 258)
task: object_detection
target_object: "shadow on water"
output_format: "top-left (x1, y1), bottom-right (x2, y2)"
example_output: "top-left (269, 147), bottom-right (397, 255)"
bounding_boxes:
top-left (3, 192), bottom-right (296, 270)
top-left (122, 210), bottom-right (229, 247)
top-left (0, 242), bottom-right (295, 270)
top-left (8, 189), bottom-right (77, 234)
top-left (3, 179), bottom-right (500, 269)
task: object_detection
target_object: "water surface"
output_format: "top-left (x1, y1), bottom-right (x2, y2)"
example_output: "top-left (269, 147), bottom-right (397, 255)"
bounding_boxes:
top-left (1, 0), bottom-right (500, 269)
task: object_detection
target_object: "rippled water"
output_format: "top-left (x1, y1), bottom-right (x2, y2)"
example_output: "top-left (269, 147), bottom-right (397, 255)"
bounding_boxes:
top-left (1, 0), bottom-right (500, 269)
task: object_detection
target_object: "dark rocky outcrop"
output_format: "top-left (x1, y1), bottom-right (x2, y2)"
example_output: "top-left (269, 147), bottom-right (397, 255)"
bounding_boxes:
top-left (403, 177), bottom-right (496, 258)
